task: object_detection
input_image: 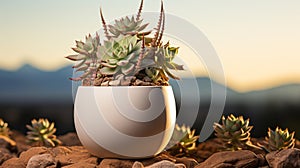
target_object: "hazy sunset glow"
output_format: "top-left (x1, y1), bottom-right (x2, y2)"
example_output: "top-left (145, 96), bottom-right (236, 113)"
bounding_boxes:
top-left (0, 0), bottom-right (299, 92)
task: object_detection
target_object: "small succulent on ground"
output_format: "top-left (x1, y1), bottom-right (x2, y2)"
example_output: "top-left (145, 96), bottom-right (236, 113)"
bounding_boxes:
top-left (259, 127), bottom-right (295, 152)
top-left (66, 0), bottom-right (184, 86)
top-left (0, 118), bottom-right (16, 146)
top-left (214, 114), bottom-right (254, 151)
top-left (0, 118), bottom-right (10, 137)
top-left (167, 124), bottom-right (199, 157)
top-left (26, 119), bottom-right (61, 147)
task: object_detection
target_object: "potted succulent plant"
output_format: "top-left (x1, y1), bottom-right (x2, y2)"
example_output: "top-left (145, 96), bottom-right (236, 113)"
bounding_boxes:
top-left (66, 0), bottom-right (184, 159)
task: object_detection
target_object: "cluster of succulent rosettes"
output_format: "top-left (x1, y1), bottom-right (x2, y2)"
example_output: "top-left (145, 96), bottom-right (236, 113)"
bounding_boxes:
top-left (66, 0), bottom-right (184, 86)
top-left (26, 118), bottom-right (61, 147)
top-left (214, 114), bottom-right (254, 151)
top-left (167, 124), bottom-right (199, 157)
top-left (259, 127), bottom-right (295, 152)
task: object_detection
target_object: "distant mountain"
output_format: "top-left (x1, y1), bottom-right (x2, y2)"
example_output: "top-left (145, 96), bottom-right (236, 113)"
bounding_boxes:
top-left (242, 84), bottom-right (300, 104)
top-left (0, 64), bottom-right (73, 104)
top-left (0, 64), bottom-right (299, 105)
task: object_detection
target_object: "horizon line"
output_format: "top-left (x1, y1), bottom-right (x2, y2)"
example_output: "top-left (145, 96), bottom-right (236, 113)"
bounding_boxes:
top-left (0, 63), bottom-right (299, 93)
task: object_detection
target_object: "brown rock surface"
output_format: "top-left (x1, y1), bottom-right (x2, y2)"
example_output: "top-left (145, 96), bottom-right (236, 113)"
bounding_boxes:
top-left (175, 157), bottom-right (198, 168)
top-left (296, 139), bottom-right (300, 149)
top-left (0, 148), bottom-right (15, 165)
top-left (132, 160), bottom-right (186, 168)
top-left (0, 139), bottom-right (13, 151)
top-left (1, 146), bottom-right (99, 168)
top-left (195, 138), bottom-right (223, 162)
top-left (26, 154), bottom-right (57, 168)
top-left (52, 146), bottom-right (98, 166)
top-left (62, 157), bottom-right (99, 168)
top-left (140, 153), bottom-right (176, 166)
top-left (195, 150), bottom-right (260, 168)
top-left (266, 148), bottom-right (300, 168)
top-left (10, 131), bottom-right (31, 154)
top-left (98, 158), bottom-right (134, 168)
top-left (19, 147), bottom-right (49, 164)
top-left (58, 133), bottom-right (81, 146)
top-left (145, 160), bottom-right (186, 168)
top-left (1, 157), bottom-right (26, 168)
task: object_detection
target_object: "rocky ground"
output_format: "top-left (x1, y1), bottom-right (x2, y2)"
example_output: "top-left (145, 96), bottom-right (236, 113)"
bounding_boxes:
top-left (0, 132), bottom-right (299, 168)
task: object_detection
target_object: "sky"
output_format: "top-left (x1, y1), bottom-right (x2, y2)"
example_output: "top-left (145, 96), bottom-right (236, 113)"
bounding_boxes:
top-left (0, 0), bottom-right (299, 91)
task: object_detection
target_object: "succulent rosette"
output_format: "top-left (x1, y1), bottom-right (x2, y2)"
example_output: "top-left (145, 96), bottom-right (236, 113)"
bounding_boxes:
top-left (26, 119), bottom-right (61, 147)
top-left (259, 127), bottom-right (295, 152)
top-left (98, 35), bottom-right (141, 75)
top-left (214, 115), bottom-right (253, 151)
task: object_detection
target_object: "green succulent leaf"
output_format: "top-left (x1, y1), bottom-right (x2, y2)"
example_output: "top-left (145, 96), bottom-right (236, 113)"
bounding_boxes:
top-left (122, 63), bottom-right (135, 75)
top-left (75, 40), bottom-right (85, 49)
top-left (72, 47), bottom-right (90, 56)
top-left (165, 62), bottom-right (184, 70)
top-left (117, 60), bottom-right (129, 66)
top-left (66, 54), bottom-right (86, 61)
top-left (101, 62), bottom-right (117, 68)
top-left (100, 67), bottom-right (120, 75)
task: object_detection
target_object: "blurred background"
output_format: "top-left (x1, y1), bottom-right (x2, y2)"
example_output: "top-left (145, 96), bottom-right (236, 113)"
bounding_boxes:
top-left (0, 0), bottom-right (299, 138)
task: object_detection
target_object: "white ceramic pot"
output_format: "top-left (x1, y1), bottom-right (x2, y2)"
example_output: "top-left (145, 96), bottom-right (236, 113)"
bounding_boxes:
top-left (74, 86), bottom-right (176, 159)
